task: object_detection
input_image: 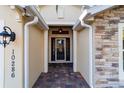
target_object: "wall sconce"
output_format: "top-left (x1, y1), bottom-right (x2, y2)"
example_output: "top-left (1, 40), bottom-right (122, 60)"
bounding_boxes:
top-left (0, 26), bottom-right (16, 48)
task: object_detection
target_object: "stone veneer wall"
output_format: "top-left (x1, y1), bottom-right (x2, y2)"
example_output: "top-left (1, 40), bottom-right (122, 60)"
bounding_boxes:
top-left (93, 6), bottom-right (124, 88)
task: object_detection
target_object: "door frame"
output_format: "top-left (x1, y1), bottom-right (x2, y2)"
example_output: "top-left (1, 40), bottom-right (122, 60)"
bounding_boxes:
top-left (50, 37), bottom-right (72, 63)
top-left (48, 27), bottom-right (73, 63)
top-left (118, 23), bottom-right (124, 80)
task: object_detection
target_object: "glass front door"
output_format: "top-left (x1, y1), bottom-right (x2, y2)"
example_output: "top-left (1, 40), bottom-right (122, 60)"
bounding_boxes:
top-left (51, 37), bottom-right (70, 62)
top-left (56, 38), bottom-right (65, 60)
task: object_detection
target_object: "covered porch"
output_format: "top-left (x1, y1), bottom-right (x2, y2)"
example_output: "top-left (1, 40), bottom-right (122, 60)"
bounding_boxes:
top-left (25, 5), bottom-right (93, 88)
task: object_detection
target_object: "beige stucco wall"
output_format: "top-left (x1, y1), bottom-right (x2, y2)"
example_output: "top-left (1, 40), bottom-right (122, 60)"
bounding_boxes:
top-left (0, 6), bottom-right (24, 87)
top-left (39, 5), bottom-right (82, 25)
top-left (77, 28), bottom-right (90, 85)
top-left (29, 25), bottom-right (44, 88)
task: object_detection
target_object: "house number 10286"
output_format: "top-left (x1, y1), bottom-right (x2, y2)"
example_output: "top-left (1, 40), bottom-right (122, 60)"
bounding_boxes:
top-left (11, 49), bottom-right (16, 78)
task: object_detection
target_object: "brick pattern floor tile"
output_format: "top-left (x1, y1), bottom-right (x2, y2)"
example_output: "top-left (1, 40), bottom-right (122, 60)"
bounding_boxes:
top-left (33, 63), bottom-right (90, 88)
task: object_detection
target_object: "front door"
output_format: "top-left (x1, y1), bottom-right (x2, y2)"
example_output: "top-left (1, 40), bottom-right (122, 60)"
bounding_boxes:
top-left (56, 38), bottom-right (65, 61)
top-left (50, 37), bottom-right (71, 63)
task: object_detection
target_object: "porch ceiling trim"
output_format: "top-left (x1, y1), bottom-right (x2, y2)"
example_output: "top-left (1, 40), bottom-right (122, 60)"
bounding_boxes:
top-left (25, 6), bottom-right (49, 30)
top-left (84, 5), bottom-right (117, 20)
top-left (73, 20), bottom-right (85, 31)
top-left (73, 5), bottom-right (117, 31)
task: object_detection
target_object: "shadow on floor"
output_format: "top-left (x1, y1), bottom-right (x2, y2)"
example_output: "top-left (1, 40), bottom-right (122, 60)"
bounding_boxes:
top-left (33, 63), bottom-right (90, 88)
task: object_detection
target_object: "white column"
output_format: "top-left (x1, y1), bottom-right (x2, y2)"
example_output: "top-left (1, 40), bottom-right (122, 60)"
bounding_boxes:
top-left (73, 30), bottom-right (77, 72)
top-left (24, 26), bottom-right (29, 88)
top-left (44, 30), bottom-right (48, 73)
top-left (24, 17), bottom-right (38, 88)
top-left (89, 28), bottom-right (93, 88)
top-left (0, 20), bottom-right (4, 88)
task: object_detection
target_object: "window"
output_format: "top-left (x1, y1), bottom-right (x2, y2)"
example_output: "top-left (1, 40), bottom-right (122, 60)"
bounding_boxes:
top-left (119, 23), bottom-right (124, 80)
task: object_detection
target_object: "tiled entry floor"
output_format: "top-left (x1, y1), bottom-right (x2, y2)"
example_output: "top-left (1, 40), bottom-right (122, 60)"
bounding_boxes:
top-left (33, 63), bottom-right (90, 88)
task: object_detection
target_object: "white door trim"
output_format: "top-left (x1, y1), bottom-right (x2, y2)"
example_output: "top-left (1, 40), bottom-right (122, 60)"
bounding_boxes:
top-left (0, 20), bottom-right (5, 88)
top-left (118, 23), bottom-right (124, 80)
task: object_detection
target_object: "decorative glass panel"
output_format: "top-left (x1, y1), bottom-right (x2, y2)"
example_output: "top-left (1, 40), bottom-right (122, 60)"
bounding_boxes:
top-left (66, 38), bottom-right (70, 61)
top-left (51, 38), bottom-right (55, 61)
top-left (52, 31), bottom-right (69, 34)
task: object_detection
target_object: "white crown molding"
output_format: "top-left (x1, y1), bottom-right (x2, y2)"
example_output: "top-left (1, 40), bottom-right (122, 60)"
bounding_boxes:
top-left (10, 5), bottom-right (22, 22)
top-left (46, 21), bottom-right (75, 26)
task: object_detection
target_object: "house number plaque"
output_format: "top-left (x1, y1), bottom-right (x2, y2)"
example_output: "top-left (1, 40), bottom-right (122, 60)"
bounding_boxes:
top-left (11, 49), bottom-right (16, 78)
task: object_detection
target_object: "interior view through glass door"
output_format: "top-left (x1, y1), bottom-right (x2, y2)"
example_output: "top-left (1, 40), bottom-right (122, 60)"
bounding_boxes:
top-left (51, 37), bottom-right (70, 63)
top-left (56, 38), bottom-right (65, 60)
